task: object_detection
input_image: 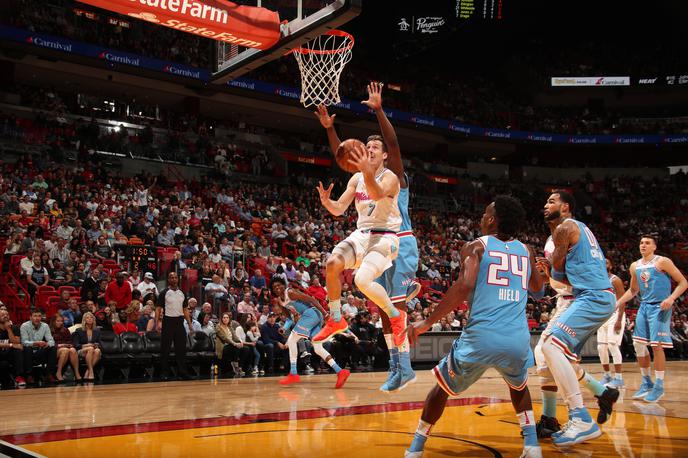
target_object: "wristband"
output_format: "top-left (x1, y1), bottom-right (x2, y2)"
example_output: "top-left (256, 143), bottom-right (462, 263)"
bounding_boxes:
top-left (551, 268), bottom-right (565, 281)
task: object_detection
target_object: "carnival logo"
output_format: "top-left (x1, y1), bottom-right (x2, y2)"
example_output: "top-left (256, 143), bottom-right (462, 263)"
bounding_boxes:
top-left (26, 36), bottom-right (73, 52)
top-left (164, 65), bottom-right (201, 79)
top-left (99, 51), bottom-right (141, 66)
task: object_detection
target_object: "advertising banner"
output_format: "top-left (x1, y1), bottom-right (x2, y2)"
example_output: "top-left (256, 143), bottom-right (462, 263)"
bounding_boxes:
top-left (551, 76), bottom-right (630, 87)
top-left (76, 0), bottom-right (280, 49)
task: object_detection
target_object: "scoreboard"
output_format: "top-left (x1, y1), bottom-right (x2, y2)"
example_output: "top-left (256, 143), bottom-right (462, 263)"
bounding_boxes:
top-left (456, 0), bottom-right (504, 20)
top-left (124, 245), bottom-right (157, 274)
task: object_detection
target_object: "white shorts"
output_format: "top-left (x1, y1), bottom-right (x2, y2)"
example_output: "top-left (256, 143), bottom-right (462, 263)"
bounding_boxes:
top-left (333, 229), bottom-right (399, 271)
top-left (597, 312), bottom-right (625, 346)
top-left (536, 296), bottom-right (574, 371)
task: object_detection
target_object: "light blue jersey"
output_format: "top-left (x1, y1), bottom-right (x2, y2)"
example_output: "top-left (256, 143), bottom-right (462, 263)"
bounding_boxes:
top-left (563, 219), bottom-right (611, 295)
top-left (635, 256), bottom-right (671, 304)
top-left (282, 288), bottom-right (323, 339)
top-left (433, 235), bottom-right (534, 395)
top-left (398, 174), bottom-right (412, 232)
top-left (455, 235), bottom-right (532, 367)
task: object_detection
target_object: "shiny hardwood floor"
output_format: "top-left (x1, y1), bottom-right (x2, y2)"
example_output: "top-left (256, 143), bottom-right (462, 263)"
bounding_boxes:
top-left (1, 362), bottom-right (687, 457)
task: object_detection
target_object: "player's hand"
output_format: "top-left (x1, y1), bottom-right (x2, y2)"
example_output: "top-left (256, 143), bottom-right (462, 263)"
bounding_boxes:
top-left (361, 81), bottom-right (383, 111)
top-left (535, 257), bottom-right (551, 277)
top-left (660, 297), bottom-right (674, 310)
top-left (406, 319), bottom-right (431, 346)
top-left (348, 143), bottom-right (376, 177)
top-left (614, 318), bottom-right (622, 333)
top-left (316, 181), bottom-right (334, 204)
top-left (314, 105), bottom-right (336, 129)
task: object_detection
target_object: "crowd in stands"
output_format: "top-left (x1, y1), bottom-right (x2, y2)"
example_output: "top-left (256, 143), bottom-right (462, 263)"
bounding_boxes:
top-left (1, 138), bottom-right (687, 388)
top-left (4, 0), bottom-right (688, 136)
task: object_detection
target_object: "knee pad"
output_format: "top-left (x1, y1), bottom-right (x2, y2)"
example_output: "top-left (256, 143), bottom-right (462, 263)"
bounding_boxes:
top-left (634, 340), bottom-right (649, 357)
top-left (354, 264), bottom-right (376, 290)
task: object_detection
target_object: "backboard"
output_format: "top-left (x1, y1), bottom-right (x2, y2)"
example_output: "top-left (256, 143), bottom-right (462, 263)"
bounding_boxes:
top-left (212, 0), bottom-right (361, 84)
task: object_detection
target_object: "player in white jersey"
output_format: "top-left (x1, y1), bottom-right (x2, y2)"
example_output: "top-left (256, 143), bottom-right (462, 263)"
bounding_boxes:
top-left (596, 259), bottom-right (626, 389)
top-left (534, 190), bottom-right (620, 439)
top-left (533, 233), bottom-right (574, 437)
top-left (314, 138), bottom-right (407, 345)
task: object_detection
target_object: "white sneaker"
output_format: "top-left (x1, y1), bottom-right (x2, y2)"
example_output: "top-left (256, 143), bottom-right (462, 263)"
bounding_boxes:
top-left (404, 450), bottom-right (423, 458)
top-left (552, 417), bottom-right (601, 446)
top-left (520, 446), bottom-right (542, 458)
top-left (304, 365), bottom-right (315, 375)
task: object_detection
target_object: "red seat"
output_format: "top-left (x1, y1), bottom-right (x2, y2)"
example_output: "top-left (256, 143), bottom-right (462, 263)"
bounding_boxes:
top-left (182, 269), bottom-right (198, 294)
top-left (57, 286), bottom-right (76, 295)
top-left (45, 296), bottom-right (62, 318)
top-left (36, 290), bottom-right (60, 310)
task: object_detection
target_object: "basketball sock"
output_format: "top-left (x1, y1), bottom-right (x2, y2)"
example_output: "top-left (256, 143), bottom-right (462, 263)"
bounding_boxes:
top-left (408, 419), bottom-right (433, 452)
top-left (329, 299), bottom-right (342, 322)
top-left (542, 339), bottom-right (585, 410)
top-left (287, 334), bottom-right (300, 375)
top-left (604, 370), bottom-right (611, 377)
top-left (398, 334), bottom-right (410, 353)
top-left (542, 390), bottom-right (558, 418)
top-left (655, 371), bottom-right (664, 381)
top-left (517, 410), bottom-right (539, 448)
top-left (384, 334), bottom-right (400, 368)
top-left (615, 373), bottom-right (623, 380)
top-left (640, 367), bottom-right (650, 377)
top-left (581, 371), bottom-right (607, 397)
top-left (313, 342), bottom-right (341, 374)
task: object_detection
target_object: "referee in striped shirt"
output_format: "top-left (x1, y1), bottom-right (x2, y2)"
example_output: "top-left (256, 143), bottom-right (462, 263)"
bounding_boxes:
top-left (156, 272), bottom-right (194, 380)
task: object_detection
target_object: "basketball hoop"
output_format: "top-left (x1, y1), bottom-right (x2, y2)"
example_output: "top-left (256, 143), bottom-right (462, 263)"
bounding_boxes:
top-left (291, 30), bottom-right (354, 108)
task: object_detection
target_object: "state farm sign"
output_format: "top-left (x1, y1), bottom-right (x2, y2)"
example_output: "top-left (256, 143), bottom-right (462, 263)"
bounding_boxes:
top-left (76, 0), bottom-right (280, 49)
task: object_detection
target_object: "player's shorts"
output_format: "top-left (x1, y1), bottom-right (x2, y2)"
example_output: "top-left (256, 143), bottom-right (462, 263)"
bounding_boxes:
top-left (544, 289), bottom-right (616, 361)
top-left (597, 312), bottom-right (626, 346)
top-left (292, 307), bottom-right (324, 340)
top-left (333, 229), bottom-right (399, 271)
top-left (375, 231), bottom-right (418, 303)
top-left (535, 295), bottom-right (573, 369)
top-left (433, 338), bottom-right (532, 396)
top-left (633, 302), bottom-right (673, 349)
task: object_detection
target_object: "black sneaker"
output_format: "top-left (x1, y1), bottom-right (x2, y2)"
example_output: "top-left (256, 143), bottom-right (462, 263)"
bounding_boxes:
top-left (595, 387), bottom-right (620, 424)
top-left (536, 415), bottom-right (561, 438)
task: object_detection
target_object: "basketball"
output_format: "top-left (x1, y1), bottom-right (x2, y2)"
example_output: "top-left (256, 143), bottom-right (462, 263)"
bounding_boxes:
top-left (335, 138), bottom-right (365, 173)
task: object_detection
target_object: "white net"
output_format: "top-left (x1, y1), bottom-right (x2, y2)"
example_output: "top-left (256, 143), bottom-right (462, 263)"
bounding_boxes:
top-left (292, 31), bottom-right (354, 108)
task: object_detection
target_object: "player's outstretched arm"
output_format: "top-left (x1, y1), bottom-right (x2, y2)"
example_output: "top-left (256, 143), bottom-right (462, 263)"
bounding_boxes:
top-left (314, 105), bottom-right (342, 155)
top-left (657, 257), bottom-right (688, 310)
top-left (616, 262), bottom-right (639, 307)
top-left (316, 176), bottom-right (357, 216)
top-left (406, 240), bottom-right (482, 345)
top-left (361, 82), bottom-right (405, 186)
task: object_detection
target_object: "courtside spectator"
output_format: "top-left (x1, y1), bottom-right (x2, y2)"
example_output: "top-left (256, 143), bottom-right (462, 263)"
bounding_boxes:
top-left (49, 315), bottom-right (81, 382)
top-left (113, 311), bottom-right (138, 335)
top-left (20, 310), bottom-right (57, 384)
top-left (105, 272), bottom-right (133, 310)
top-left (0, 309), bottom-right (25, 387)
top-left (215, 312), bottom-right (244, 377)
top-left (260, 313), bottom-right (288, 374)
top-left (72, 312), bottom-right (101, 382)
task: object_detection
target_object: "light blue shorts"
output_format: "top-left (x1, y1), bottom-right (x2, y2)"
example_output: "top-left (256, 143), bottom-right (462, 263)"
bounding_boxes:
top-left (375, 234), bottom-right (418, 303)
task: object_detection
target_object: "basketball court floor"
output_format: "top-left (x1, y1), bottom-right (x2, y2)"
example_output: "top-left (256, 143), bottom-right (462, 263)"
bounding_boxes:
top-left (0, 362), bottom-right (685, 457)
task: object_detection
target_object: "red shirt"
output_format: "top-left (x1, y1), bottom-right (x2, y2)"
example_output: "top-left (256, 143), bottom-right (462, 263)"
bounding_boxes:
top-left (307, 285), bottom-right (327, 306)
top-left (105, 280), bottom-right (132, 310)
top-left (113, 322), bottom-right (138, 335)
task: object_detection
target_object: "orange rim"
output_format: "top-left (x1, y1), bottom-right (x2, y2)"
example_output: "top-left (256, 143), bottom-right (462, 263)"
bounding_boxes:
top-left (291, 29), bottom-right (354, 55)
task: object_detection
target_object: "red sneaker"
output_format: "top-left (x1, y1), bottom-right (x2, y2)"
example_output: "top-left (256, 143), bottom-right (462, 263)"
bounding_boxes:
top-left (279, 374), bottom-right (301, 386)
top-left (335, 369), bottom-right (350, 389)
top-left (15, 376), bottom-right (26, 388)
top-left (312, 318), bottom-right (348, 342)
top-left (389, 310), bottom-right (408, 347)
